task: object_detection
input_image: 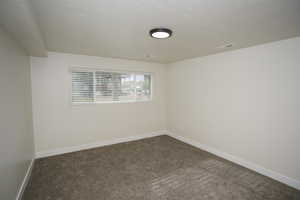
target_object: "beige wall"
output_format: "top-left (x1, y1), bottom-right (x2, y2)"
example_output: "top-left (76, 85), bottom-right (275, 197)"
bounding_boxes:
top-left (0, 27), bottom-right (34, 199)
top-left (167, 37), bottom-right (300, 182)
top-left (31, 52), bottom-right (167, 154)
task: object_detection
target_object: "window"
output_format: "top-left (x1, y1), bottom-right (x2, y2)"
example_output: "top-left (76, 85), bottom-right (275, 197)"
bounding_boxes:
top-left (72, 69), bottom-right (152, 103)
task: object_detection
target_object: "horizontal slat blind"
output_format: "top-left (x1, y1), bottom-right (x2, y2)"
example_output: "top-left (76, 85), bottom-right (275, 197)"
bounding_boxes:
top-left (72, 71), bottom-right (94, 103)
top-left (95, 71), bottom-right (135, 102)
top-left (72, 70), bottom-right (151, 103)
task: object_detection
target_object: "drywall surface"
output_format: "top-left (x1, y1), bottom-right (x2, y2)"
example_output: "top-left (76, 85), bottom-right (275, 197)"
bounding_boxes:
top-left (0, 27), bottom-right (34, 199)
top-left (31, 52), bottom-right (167, 153)
top-left (167, 37), bottom-right (300, 182)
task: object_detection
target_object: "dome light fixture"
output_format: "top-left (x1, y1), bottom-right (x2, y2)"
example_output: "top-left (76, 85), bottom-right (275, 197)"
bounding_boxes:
top-left (150, 28), bottom-right (172, 39)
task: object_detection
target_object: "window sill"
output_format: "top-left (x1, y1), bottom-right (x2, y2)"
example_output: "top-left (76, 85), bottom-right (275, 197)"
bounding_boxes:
top-left (71, 99), bottom-right (152, 106)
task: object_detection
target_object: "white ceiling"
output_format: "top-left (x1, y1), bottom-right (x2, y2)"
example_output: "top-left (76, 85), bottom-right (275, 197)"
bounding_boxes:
top-left (0, 0), bottom-right (47, 56)
top-left (1, 0), bottom-right (300, 63)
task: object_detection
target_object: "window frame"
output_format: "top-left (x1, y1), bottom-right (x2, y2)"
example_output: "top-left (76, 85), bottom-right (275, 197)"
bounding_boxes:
top-left (69, 67), bottom-right (153, 105)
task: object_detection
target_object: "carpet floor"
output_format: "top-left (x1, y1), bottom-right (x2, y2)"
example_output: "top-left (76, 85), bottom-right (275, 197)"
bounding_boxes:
top-left (23, 135), bottom-right (300, 200)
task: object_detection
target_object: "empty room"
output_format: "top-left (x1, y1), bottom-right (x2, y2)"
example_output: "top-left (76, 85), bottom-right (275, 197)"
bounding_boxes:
top-left (1, 0), bottom-right (300, 199)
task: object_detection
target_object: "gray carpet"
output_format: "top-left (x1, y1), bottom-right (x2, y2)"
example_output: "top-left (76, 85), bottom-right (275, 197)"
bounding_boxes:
top-left (23, 135), bottom-right (300, 200)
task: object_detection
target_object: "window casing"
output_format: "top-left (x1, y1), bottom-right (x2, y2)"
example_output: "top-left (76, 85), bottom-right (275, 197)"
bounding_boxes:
top-left (71, 69), bottom-right (152, 104)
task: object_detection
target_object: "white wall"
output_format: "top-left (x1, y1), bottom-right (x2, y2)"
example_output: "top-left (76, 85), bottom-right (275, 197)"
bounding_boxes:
top-left (31, 52), bottom-right (167, 154)
top-left (167, 37), bottom-right (300, 183)
top-left (0, 27), bottom-right (34, 199)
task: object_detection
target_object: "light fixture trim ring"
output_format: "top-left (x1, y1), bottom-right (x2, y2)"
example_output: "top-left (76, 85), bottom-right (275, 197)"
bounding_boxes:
top-left (150, 28), bottom-right (172, 39)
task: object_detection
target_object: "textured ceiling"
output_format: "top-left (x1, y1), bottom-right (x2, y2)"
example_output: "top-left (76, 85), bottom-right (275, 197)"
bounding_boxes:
top-left (2, 0), bottom-right (300, 63)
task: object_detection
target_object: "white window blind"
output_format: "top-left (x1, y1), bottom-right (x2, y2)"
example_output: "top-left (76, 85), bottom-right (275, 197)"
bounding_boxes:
top-left (72, 70), bottom-right (151, 103)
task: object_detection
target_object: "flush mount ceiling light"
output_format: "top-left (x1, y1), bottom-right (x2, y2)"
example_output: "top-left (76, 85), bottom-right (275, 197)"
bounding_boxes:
top-left (150, 28), bottom-right (172, 39)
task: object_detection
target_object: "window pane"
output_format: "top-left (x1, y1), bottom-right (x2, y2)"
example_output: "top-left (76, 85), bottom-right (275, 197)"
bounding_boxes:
top-left (72, 71), bottom-right (94, 103)
top-left (72, 70), bottom-right (151, 103)
top-left (95, 72), bottom-right (136, 102)
top-left (135, 74), bottom-right (151, 101)
top-left (118, 73), bottom-right (136, 101)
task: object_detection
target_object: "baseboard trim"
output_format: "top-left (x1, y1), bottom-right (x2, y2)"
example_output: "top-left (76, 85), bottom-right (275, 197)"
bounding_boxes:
top-left (166, 131), bottom-right (300, 191)
top-left (16, 159), bottom-right (34, 200)
top-left (36, 130), bottom-right (167, 159)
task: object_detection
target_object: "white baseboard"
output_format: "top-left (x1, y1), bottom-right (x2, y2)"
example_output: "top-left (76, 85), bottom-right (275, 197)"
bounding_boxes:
top-left (36, 130), bottom-right (167, 159)
top-left (16, 159), bottom-right (35, 200)
top-left (166, 131), bottom-right (300, 191)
